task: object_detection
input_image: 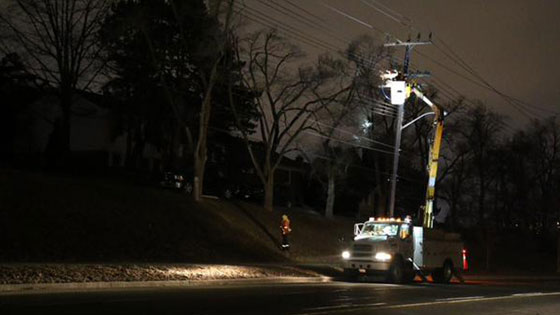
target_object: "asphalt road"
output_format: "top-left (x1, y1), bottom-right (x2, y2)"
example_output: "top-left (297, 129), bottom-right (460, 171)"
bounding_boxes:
top-left (2, 277), bottom-right (560, 315)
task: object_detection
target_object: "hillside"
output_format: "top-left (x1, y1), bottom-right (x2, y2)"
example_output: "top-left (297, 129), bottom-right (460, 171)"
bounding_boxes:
top-left (0, 170), bottom-right (354, 263)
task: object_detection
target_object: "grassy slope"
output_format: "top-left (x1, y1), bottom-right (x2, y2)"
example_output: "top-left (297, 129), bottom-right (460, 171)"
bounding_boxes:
top-left (0, 170), bottom-right (353, 263)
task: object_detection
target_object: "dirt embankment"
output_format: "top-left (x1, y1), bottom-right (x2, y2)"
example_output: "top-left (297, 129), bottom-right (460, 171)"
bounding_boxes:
top-left (0, 264), bottom-right (326, 285)
top-left (0, 170), bottom-right (354, 264)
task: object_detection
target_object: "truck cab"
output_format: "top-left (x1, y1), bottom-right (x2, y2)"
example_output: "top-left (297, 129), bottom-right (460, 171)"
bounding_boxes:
top-left (342, 217), bottom-right (464, 283)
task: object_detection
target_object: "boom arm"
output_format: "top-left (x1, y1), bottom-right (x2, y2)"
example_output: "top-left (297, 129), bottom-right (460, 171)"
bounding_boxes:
top-left (410, 88), bottom-right (444, 229)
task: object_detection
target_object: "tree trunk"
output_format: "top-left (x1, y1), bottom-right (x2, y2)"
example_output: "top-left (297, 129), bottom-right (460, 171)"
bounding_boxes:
top-left (125, 126), bottom-right (133, 167)
top-left (60, 104), bottom-right (71, 153)
top-left (57, 89), bottom-right (72, 167)
top-left (193, 52), bottom-right (222, 201)
top-left (485, 228), bottom-right (494, 271)
top-left (130, 136), bottom-right (145, 169)
top-left (557, 231), bottom-right (560, 273)
top-left (264, 174), bottom-right (274, 211)
top-left (193, 90), bottom-right (213, 202)
top-left (193, 151), bottom-right (206, 201)
top-left (325, 171), bottom-right (335, 218)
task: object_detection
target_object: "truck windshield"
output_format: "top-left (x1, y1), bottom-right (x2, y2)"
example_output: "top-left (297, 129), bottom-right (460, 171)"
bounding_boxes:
top-left (360, 223), bottom-right (399, 237)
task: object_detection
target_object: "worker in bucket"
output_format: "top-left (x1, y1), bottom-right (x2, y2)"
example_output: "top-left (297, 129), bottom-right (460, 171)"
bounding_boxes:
top-left (280, 214), bottom-right (292, 250)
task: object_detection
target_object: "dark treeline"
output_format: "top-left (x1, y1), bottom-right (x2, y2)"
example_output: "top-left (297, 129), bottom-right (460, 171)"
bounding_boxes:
top-left (1, 0), bottom-right (559, 251)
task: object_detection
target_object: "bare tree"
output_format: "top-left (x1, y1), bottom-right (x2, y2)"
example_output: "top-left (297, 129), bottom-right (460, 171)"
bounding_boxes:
top-left (192, 0), bottom-right (236, 201)
top-left (311, 101), bottom-right (357, 218)
top-left (0, 0), bottom-right (110, 159)
top-left (459, 103), bottom-right (505, 226)
top-left (524, 117), bottom-right (560, 233)
top-left (230, 30), bottom-right (351, 211)
top-left (437, 106), bottom-right (474, 228)
top-left (305, 55), bottom-right (362, 218)
top-left (347, 35), bottom-right (393, 217)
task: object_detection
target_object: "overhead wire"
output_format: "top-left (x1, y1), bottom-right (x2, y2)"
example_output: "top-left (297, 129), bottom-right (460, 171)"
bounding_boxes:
top-left (235, 3), bottom-right (385, 70)
top-left (303, 151), bottom-right (425, 185)
top-left (253, 4), bottom-right (435, 188)
top-left (344, 1), bottom-right (520, 136)
top-left (432, 37), bottom-right (559, 116)
top-left (304, 130), bottom-right (396, 155)
top-left (234, 2), bottom-right (401, 117)
top-left (321, 2), bottom-right (387, 35)
top-left (284, 0), bottom-right (328, 25)
top-left (360, 0), bottom-right (407, 26)
top-left (234, 1), bottom-right (423, 156)
top-left (367, 0), bottom-right (414, 27)
top-left (408, 61), bottom-right (520, 133)
top-left (235, 4), bottom-right (339, 52)
top-left (354, 1), bottom-right (555, 121)
top-left (309, 118), bottom-right (397, 149)
top-left (262, 0), bottom-right (352, 46)
top-left (414, 49), bottom-right (539, 120)
top-left (368, 1), bottom-right (549, 133)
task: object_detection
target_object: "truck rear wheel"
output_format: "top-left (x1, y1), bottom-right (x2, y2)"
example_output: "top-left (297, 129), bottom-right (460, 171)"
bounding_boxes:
top-left (432, 260), bottom-right (453, 283)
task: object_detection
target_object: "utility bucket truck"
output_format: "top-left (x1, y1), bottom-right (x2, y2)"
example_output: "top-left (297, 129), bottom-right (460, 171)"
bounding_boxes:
top-left (341, 217), bottom-right (465, 283)
top-left (341, 73), bottom-right (466, 283)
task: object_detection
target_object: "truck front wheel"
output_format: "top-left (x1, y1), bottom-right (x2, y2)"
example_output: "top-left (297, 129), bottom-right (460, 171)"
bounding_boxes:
top-left (404, 260), bottom-right (416, 283)
top-left (388, 256), bottom-right (406, 283)
top-left (343, 268), bottom-right (359, 281)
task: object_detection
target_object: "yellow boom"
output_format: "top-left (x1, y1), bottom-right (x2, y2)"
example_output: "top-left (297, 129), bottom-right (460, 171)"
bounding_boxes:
top-left (409, 87), bottom-right (444, 229)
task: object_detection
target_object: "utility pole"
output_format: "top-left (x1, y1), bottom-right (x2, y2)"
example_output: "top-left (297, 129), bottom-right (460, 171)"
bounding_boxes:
top-left (383, 39), bottom-right (431, 218)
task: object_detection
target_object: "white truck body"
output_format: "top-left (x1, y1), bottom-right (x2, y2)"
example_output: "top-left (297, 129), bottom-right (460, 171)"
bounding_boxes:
top-left (342, 218), bottom-right (464, 282)
top-left (412, 226), bottom-right (463, 269)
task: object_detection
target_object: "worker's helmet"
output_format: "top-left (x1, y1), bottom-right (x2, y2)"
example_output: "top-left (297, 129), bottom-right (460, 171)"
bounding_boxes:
top-left (282, 214), bottom-right (288, 220)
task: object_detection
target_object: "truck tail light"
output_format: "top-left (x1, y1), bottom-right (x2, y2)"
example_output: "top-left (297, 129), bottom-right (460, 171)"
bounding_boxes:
top-left (462, 248), bottom-right (469, 271)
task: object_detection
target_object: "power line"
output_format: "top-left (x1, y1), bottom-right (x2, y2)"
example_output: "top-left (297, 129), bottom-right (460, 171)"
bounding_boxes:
top-left (368, 0), bottom-right (414, 26)
top-left (323, 4), bottom-right (520, 137)
top-left (262, 0), bottom-right (351, 46)
top-left (303, 151), bottom-right (425, 185)
top-left (236, 2), bottom-right (442, 135)
top-left (235, 3), bottom-right (404, 122)
top-left (433, 37), bottom-right (559, 115)
top-left (413, 50), bottom-right (534, 118)
top-left (235, 3), bottom-right (385, 70)
top-left (354, 1), bottom-right (556, 120)
top-left (305, 130), bottom-right (396, 155)
top-left (360, 0), bottom-right (407, 26)
top-left (310, 119), bottom-right (396, 149)
top-left (321, 2), bottom-right (387, 35)
top-left (285, 0), bottom-right (328, 25)
top-left (235, 4), bottom-right (339, 52)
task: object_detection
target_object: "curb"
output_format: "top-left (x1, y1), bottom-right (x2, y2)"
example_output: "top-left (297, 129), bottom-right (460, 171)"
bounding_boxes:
top-left (0, 276), bottom-right (333, 295)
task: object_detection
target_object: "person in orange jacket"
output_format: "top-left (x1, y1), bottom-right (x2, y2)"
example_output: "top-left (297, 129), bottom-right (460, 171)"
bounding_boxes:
top-left (280, 214), bottom-right (292, 250)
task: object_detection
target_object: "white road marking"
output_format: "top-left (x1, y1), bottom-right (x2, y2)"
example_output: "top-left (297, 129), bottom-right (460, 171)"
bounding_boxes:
top-left (296, 291), bottom-right (560, 314)
top-left (301, 302), bottom-right (387, 312)
top-left (511, 292), bottom-right (544, 297)
top-left (381, 291), bottom-right (560, 310)
top-left (436, 295), bottom-right (484, 301)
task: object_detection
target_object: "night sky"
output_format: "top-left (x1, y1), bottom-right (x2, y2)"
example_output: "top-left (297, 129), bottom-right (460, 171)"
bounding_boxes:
top-left (3, 0), bottom-right (558, 127)
top-left (242, 0), bottom-right (560, 128)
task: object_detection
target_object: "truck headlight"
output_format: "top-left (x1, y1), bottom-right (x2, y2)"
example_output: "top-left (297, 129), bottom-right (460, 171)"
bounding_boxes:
top-left (374, 252), bottom-right (391, 261)
top-left (342, 251), bottom-right (351, 259)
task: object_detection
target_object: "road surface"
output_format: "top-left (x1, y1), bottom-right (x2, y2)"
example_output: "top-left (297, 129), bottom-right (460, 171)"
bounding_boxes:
top-left (2, 277), bottom-right (560, 314)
